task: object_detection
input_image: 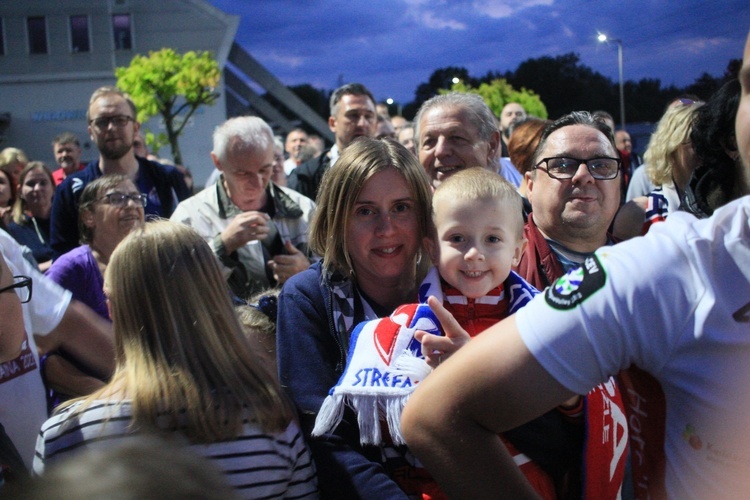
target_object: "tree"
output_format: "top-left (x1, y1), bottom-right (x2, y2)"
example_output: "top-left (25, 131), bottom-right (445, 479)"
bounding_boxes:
top-left (447, 78), bottom-right (548, 119)
top-left (115, 48), bottom-right (220, 166)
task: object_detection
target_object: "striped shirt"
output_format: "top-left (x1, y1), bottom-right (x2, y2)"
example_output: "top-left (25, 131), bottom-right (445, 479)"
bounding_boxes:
top-left (34, 400), bottom-right (318, 499)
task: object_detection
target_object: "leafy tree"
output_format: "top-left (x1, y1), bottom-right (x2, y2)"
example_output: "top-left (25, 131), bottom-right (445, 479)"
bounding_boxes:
top-left (115, 48), bottom-right (220, 166)
top-left (446, 78), bottom-right (548, 119)
top-left (509, 53), bottom-right (615, 120)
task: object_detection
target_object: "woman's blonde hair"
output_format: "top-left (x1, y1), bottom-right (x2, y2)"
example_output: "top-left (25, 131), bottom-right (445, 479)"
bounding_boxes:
top-left (0, 147), bottom-right (29, 171)
top-left (72, 220), bottom-right (292, 443)
top-left (12, 161), bottom-right (54, 225)
top-left (310, 137), bottom-right (433, 277)
top-left (643, 101), bottom-right (703, 186)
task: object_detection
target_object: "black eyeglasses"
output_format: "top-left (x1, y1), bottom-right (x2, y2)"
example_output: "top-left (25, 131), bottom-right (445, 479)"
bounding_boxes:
top-left (534, 156), bottom-right (621, 180)
top-left (0, 275), bottom-right (33, 303)
top-left (90, 115), bottom-right (134, 130)
top-left (97, 192), bottom-right (148, 208)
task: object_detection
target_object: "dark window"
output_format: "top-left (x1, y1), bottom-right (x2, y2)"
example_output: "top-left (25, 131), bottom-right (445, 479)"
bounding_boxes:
top-left (112, 14), bottom-right (132, 50)
top-left (70, 15), bottom-right (90, 53)
top-left (27, 16), bottom-right (47, 54)
top-left (0, 18), bottom-right (5, 55)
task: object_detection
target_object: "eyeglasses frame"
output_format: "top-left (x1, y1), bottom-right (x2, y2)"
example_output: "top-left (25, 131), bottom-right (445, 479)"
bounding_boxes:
top-left (533, 156), bottom-right (622, 180)
top-left (0, 275), bottom-right (33, 304)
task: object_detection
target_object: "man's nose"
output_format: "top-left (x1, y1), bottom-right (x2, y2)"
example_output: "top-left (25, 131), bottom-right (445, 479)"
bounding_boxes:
top-left (572, 162), bottom-right (595, 183)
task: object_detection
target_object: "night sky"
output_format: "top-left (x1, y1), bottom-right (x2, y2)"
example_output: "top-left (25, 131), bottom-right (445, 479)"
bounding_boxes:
top-left (207, 0), bottom-right (750, 106)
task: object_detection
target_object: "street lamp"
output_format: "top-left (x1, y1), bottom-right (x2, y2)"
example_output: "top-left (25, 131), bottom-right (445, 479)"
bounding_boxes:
top-left (598, 32), bottom-right (625, 130)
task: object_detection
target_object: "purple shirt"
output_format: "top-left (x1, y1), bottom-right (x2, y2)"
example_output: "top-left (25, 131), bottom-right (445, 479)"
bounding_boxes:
top-left (45, 245), bottom-right (109, 320)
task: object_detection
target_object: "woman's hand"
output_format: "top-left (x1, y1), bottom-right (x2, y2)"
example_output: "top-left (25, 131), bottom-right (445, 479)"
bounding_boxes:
top-left (415, 296), bottom-right (472, 368)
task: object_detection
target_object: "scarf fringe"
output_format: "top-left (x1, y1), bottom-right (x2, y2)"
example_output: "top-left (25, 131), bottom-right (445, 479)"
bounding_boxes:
top-left (312, 351), bottom-right (433, 445)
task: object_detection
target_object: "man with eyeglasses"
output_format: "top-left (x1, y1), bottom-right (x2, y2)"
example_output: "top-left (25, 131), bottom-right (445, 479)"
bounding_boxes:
top-left (0, 230), bottom-right (114, 475)
top-left (50, 86), bottom-right (191, 256)
top-left (511, 111), bottom-right (626, 497)
top-left (515, 111), bottom-right (622, 289)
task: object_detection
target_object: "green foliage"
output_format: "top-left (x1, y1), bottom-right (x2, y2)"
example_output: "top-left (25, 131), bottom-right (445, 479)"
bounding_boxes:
top-left (442, 78), bottom-right (548, 119)
top-left (115, 48), bottom-right (220, 166)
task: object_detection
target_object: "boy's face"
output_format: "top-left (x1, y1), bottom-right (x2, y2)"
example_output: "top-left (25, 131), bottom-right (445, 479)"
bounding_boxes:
top-left (429, 196), bottom-right (526, 299)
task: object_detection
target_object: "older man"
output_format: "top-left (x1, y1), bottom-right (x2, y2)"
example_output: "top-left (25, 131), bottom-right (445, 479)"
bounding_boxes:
top-left (50, 86), bottom-right (190, 256)
top-left (50, 132), bottom-right (86, 186)
top-left (414, 93), bottom-right (500, 188)
top-left (171, 116), bottom-right (316, 300)
top-left (288, 83), bottom-right (377, 200)
top-left (403, 32), bottom-right (750, 499)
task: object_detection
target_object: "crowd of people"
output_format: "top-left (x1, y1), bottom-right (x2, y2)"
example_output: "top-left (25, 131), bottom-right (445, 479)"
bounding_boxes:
top-left (0, 29), bottom-right (748, 499)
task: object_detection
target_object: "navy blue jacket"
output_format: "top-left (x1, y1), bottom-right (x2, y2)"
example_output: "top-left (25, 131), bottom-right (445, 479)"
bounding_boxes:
top-left (50, 158), bottom-right (190, 256)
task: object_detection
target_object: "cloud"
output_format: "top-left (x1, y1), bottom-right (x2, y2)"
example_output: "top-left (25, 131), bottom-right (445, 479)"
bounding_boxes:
top-left (263, 51), bottom-right (305, 68)
top-left (402, 0), bottom-right (466, 30)
top-left (472, 0), bottom-right (554, 19)
top-left (420, 11), bottom-right (466, 30)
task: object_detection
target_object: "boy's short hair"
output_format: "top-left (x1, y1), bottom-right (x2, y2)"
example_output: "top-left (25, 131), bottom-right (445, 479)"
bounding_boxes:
top-left (432, 167), bottom-right (524, 238)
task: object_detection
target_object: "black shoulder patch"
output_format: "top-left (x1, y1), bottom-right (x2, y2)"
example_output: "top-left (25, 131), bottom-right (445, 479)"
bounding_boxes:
top-left (545, 255), bottom-right (607, 310)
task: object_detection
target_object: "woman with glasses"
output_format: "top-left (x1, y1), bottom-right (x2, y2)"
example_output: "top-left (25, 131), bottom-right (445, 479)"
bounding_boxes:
top-left (47, 174), bottom-right (145, 320)
top-left (43, 174), bottom-right (144, 408)
top-left (613, 99), bottom-right (703, 240)
top-left (35, 220), bottom-right (318, 498)
top-left (7, 162), bottom-right (56, 271)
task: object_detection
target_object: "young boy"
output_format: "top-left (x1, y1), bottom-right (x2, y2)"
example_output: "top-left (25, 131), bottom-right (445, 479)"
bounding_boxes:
top-left (420, 167), bottom-right (528, 335)
top-left (418, 167), bottom-right (566, 498)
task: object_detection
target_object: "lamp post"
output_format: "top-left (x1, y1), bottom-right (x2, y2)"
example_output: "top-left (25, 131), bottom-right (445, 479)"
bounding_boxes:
top-left (598, 33), bottom-right (625, 130)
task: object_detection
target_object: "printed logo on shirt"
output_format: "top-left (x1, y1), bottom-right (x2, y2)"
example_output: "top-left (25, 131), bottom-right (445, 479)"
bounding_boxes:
top-left (545, 255), bottom-right (606, 310)
top-left (0, 336), bottom-right (37, 384)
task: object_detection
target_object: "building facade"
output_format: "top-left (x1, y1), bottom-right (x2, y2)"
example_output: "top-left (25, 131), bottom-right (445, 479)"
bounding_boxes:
top-left (0, 0), bottom-right (238, 185)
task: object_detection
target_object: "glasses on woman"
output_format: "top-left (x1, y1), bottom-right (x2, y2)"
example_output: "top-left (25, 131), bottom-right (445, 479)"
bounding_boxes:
top-left (97, 192), bottom-right (148, 208)
top-left (534, 156), bottom-right (621, 180)
top-left (0, 275), bottom-right (33, 303)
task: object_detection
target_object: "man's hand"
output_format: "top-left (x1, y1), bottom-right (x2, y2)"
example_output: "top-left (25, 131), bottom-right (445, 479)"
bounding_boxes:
top-left (415, 295), bottom-right (472, 368)
top-left (220, 211), bottom-right (271, 254)
top-left (267, 240), bottom-right (310, 284)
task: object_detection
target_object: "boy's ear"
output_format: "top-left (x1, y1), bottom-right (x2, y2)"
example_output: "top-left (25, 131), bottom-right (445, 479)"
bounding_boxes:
top-left (512, 237), bottom-right (527, 267)
top-left (424, 236), bottom-right (439, 265)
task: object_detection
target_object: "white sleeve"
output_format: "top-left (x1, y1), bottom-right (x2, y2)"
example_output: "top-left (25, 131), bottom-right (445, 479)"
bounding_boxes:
top-left (516, 222), bottom-right (703, 395)
top-left (1, 230), bottom-right (72, 336)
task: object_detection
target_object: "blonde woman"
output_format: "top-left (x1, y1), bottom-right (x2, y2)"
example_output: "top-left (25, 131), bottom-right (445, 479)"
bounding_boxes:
top-left (34, 220), bottom-right (318, 498)
top-left (613, 99), bottom-right (703, 240)
top-left (277, 137), bottom-right (433, 497)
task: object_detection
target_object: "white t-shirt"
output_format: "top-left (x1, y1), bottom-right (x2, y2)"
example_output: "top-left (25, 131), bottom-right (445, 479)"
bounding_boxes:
top-left (0, 230), bottom-right (71, 469)
top-left (516, 196), bottom-right (750, 499)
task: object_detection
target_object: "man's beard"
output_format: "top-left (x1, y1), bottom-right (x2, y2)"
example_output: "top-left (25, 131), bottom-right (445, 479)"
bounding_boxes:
top-left (99, 140), bottom-right (131, 160)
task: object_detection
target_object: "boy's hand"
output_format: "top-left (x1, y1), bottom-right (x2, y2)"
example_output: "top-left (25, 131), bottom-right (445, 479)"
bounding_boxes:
top-left (415, 296), bottom-right (472, 368)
